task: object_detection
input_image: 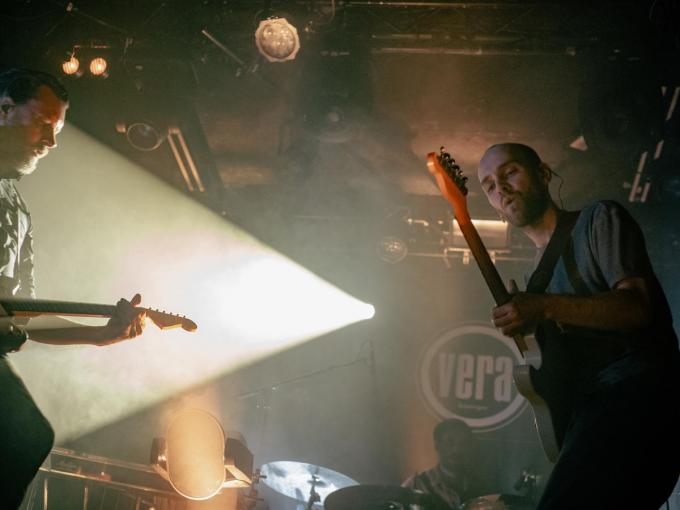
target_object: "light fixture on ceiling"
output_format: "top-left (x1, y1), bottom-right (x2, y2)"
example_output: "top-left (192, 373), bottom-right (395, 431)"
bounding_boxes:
top-left (377, 210), bottom-right (513, 265)
top-left (116, 120), bottom-right (165, 151)
top-left (89, 57), bottom-right (109, 77)
top-left (377, 235), bottom-right (409, 264)
top-left (377, 209), bottom-right (414, 264)
top-left (255, 17), bottom-right (301, 62)
top-left (60, 44), bottom-right (111, 79)
top-left (115, 119), bottom-right (206, 192)
top-left (61, 54), bottom-right (81, 76)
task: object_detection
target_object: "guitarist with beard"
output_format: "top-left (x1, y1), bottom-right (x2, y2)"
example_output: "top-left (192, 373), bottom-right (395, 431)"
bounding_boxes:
top-left (0, 68), bottom-right (147, 508)
top-left (477, 143), bottom-right (680, 509)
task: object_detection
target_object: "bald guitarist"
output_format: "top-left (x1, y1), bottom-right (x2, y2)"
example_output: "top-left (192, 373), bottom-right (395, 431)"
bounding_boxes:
top-left (0, 68), bottom-right (147, 508)
top-left (477, 143), bottom-right (679, 509)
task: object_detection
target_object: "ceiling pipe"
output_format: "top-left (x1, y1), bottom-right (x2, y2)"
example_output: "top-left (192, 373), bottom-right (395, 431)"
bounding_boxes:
top-left (346, 1), bottom-right (554, 7)
top-left (371, 46), bottom-right (578, 56)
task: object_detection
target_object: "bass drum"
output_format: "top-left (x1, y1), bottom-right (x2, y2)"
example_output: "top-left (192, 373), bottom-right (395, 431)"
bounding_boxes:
top-left (462, 494), bottom-right (534, 510)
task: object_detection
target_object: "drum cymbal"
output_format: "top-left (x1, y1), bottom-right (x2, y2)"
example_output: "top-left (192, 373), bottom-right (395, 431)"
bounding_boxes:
top-left (324, 484), bottom-right (437, 510)
top-left (260, 461), bottom-right (358, 503)
top-left (463, 494), bottom-right (534, 510)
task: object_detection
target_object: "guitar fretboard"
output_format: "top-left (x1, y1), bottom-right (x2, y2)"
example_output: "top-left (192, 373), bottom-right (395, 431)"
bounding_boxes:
top-left (0, 299), bottom-right (117, 317)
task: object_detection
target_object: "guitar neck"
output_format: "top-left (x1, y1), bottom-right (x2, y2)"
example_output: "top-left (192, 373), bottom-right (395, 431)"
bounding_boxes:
top-left (457, 218), bottom-right (511, 306)
top-left (0, 298), bottom-right (118, 318)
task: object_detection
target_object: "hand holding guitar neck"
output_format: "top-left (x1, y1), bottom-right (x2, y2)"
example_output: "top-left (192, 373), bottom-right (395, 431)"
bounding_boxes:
top-left (96, 293), bottom-right (148, 346)
top-left (0, 295), bottom-right (197, 351)
top-left (492, 279), bottom-right (548, 339)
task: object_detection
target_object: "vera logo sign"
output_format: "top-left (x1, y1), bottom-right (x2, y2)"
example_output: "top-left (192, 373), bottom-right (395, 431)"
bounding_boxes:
top-left (418, 324), bottom-right (527, 431)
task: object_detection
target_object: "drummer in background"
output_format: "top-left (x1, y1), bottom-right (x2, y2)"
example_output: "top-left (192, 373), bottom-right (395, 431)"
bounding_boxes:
top-left (402, 419), bottom-right (482, 509)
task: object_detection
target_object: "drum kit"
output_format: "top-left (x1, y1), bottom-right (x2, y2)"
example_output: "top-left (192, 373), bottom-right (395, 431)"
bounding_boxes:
top-left (258, 461), bottom-right (534, 510)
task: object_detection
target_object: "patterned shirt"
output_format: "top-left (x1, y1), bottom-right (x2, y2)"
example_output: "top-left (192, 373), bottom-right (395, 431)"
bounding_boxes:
top-left (0, 179), bottom-right (34, 299)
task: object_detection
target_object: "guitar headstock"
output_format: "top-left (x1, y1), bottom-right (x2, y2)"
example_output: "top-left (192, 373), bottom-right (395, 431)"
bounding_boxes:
top-left (145, 309), bottom-right (198, 332)
top-left (426, 147), bottom-right (471, 222)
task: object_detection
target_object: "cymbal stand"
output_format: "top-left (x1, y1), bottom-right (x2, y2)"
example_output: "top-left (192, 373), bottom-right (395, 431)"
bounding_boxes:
top-left (239, 468), bottom-right (266, 510)
top-left (305, 474), bottom-right (321, 510)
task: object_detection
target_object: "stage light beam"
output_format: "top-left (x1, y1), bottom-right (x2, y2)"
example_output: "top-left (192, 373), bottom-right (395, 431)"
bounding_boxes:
top-left (11, 123), bottom-right (374, 440)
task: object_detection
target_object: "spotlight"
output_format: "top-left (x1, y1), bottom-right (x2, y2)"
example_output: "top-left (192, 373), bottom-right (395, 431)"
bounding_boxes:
top-left (89, 57), bottom-right (109, 77)
top-left (116, 121), bottom-right (165, 151)
top-left (255, 17), bottom-right (301, 62)
top-left (61, 55), bottom-right (81, 76)
top-left (151, 409), bottom-right (253, 500)
top-left (377, 235), bottom-right (408, 264)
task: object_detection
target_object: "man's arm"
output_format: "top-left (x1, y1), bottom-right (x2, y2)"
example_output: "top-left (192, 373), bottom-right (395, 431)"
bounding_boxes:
top-left (492, 277), bottom-right (652, 337)
top-left (27, 293), bottom-right (146, 346)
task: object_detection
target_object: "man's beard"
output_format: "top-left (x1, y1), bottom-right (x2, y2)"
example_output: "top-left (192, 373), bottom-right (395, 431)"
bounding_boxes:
top-left (0, 130), bottom-right (40, 178)
top-left (0, 150), bottom-right (39, 178)
top-left (499, 185), bottom-right (550, 227)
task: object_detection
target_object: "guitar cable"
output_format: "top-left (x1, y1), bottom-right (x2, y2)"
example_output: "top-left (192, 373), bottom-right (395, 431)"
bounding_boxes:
top-left (549, 168), bottom-right (566, 210)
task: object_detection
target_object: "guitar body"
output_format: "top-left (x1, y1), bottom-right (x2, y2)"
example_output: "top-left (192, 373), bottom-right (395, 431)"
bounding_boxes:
top-left (513, 331), bottom-right (574, 462)
top-left (517, 323), bottom-right (628, 462)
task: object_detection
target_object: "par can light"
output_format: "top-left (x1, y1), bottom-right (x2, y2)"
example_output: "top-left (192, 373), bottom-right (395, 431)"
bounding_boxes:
top-left (255, 17), bottom-right (301, 63)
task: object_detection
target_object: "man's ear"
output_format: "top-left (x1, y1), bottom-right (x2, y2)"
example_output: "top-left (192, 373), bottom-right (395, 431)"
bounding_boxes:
top-left (538, 163), bottom-right (553, 185)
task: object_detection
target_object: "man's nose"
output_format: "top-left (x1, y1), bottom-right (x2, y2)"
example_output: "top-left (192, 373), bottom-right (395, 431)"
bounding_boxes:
top-left (41, 129), bottom-right (57, 149)
top-left (498, 181), bottom-right (512, 195)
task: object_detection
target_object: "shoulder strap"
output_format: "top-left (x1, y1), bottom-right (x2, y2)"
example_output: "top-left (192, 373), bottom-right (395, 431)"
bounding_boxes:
top-left (562, 236), bottom-right (592, 296)
top-left (526, 210), bottom-right (581, 294)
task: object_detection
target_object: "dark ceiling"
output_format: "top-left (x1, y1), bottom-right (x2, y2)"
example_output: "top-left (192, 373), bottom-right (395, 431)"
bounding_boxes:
top-left (2, 0), bottom-right (679, 260)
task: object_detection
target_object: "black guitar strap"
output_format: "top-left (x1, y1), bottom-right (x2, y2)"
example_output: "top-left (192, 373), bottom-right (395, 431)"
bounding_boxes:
top-left (526, 210), bottom-right (581, 294)
top-left (562, 236), bottom-right (593, 296)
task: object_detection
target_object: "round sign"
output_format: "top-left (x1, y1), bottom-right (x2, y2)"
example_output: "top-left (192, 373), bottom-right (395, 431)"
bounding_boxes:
top-left (417, 323), bottom-right (528, 432)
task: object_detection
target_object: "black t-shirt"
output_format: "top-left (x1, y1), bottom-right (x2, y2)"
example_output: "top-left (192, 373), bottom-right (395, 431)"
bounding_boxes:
top-left (530, 201), bottom-right (678, 387)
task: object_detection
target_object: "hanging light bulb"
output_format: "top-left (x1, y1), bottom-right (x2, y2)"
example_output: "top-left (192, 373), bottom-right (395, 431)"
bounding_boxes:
top-left (61, 55), bottom-right (81, 76)
top-left (89, 57), bottom-right (109, 77)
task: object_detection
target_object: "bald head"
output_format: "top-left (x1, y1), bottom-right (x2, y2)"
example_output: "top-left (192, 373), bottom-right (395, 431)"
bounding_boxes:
top-left (479, 143), bottom-right (542, 180)
top-left (477, 143), bottom-right (553, 228)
